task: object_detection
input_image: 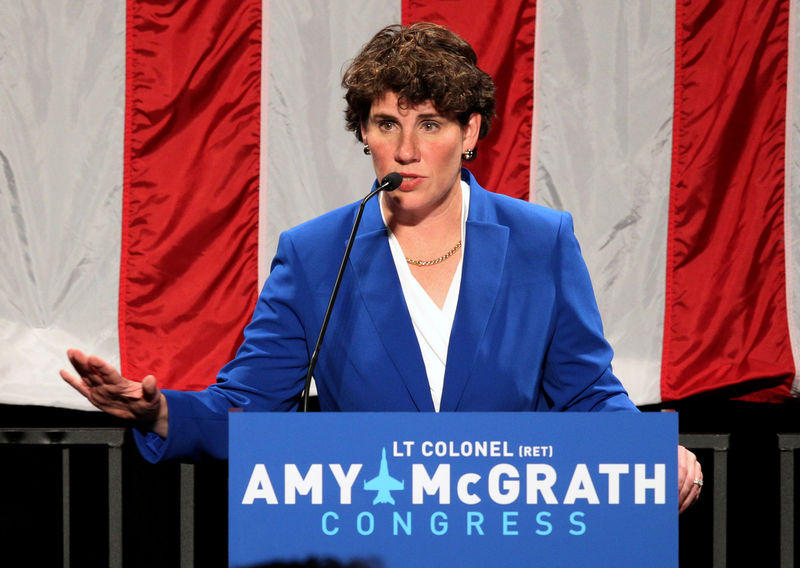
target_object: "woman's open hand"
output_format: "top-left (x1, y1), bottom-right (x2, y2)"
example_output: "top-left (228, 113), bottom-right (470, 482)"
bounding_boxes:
top-left (60, 349), bottom-right (168, 437)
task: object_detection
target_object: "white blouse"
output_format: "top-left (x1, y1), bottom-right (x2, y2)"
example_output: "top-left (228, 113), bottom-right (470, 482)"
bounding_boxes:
top-left (381, 181), bottom-right (469, 411)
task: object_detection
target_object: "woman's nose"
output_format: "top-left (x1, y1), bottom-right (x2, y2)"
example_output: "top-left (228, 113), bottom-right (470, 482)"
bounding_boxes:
top-left (395, 131), bottom-right (419, 164)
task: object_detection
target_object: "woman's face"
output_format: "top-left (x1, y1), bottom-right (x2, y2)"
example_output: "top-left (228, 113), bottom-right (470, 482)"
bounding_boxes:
top-left (361, 91), bottom-right (480, 219)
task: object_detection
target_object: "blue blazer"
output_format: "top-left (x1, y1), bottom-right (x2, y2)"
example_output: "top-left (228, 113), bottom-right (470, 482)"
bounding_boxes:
top-left (136, 170), bottom-right (636, 461)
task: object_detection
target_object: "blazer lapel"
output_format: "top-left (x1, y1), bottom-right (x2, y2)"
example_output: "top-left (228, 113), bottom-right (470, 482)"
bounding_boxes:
top-left (439, 184), bottom-right (509, 411)
top-left (347, 198), bottom-right (435, 411)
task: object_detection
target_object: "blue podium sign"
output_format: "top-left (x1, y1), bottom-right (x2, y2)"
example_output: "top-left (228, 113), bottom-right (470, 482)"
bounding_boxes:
top-left (229, 412), bottom-right (677, 567)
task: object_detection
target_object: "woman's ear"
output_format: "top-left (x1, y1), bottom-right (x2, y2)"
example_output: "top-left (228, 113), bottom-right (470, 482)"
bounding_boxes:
top-left (463, 113), bottom-right (481, 149)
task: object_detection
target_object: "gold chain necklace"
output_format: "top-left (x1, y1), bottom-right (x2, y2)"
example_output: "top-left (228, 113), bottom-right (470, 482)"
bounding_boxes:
top-left (406, 240), bottom-right (462, 267)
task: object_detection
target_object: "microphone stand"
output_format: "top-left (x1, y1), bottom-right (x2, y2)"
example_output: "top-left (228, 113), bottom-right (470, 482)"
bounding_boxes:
top-left (300, 173), bottom-right (402, 411)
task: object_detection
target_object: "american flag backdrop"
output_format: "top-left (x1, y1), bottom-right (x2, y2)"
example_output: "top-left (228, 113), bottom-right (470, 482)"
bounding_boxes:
top-left (1, 0), bottom-right (798, 410)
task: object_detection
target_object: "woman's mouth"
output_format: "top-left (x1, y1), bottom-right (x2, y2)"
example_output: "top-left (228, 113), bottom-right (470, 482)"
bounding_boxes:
top-left (398, 174), bottom-right (422, 189)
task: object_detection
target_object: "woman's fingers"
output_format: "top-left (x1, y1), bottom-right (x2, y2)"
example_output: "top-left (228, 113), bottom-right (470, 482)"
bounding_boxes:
top-left (85, 354), bottom-right (124, 384)
top-left (678, 445), bottom-right (702, 513)
top-left (141, 375), bottom-right (160, 403)
top-left (60, 367), bottom-right (92, 398)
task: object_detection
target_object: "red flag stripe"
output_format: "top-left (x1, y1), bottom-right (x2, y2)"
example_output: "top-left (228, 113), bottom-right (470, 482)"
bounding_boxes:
top-left (402, 0), bottom-right (537, 199)
top-left (663, 0), bottom-right (795, 401)
top-left (121, 0), bottom-right (262, 389)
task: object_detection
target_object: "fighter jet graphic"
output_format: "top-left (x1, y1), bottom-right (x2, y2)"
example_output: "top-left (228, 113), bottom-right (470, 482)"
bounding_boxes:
top-left (363, 447), bottom-right (405, 505)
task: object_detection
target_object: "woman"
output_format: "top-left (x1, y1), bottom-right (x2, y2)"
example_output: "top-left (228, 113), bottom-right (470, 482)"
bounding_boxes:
top-left (62, 23), bottom-right (701, 511)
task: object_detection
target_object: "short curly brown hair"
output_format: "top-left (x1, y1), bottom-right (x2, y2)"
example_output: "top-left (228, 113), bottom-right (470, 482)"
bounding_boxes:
top-left (342, 23), bottom-right (496, 143)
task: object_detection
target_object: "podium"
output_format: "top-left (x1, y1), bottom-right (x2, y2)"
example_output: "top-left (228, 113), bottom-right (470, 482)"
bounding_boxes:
top-left (229, 412), bottom-right (677, 567)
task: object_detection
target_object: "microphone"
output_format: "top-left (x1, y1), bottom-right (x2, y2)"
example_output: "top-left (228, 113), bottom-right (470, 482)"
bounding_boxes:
top-left (377, 172), bottom-right (402, 193)
top-left (300, 172), bottom-right (402, 411)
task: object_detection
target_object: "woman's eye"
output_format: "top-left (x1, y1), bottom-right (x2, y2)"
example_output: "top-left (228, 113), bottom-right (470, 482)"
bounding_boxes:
top-left (379, 121), bottom-right (396, 131)
top-left (421, 122), bottom-right (439, 131)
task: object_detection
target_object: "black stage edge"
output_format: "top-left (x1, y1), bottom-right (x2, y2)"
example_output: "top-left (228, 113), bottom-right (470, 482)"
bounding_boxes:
top-left (1, 400), bottom-right (798, 567)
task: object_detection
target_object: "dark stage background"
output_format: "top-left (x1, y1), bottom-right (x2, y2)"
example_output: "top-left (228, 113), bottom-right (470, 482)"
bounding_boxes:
top-left (0, 400), bottom-right (797, 567)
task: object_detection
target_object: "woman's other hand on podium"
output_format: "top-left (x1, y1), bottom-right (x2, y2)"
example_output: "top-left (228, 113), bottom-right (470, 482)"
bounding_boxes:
top-left (678, 445), bottom-right (703, 513)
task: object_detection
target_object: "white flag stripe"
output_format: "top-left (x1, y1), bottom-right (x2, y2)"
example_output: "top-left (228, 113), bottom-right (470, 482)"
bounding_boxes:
top-left (534, 0), bottom-right (675, 405)
top-left (0, 1), bottom-right (124, 409)
top-left (787, 0), bottom-right (800, 395)
top-left (262, 1), bottom-right (399, 280)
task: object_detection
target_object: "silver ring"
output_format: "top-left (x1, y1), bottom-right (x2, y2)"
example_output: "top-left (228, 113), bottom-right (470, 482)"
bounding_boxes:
top-left (693, 478), bottom-right (704, 487)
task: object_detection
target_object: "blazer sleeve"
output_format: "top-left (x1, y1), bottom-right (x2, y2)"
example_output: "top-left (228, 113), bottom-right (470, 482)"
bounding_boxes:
top-left (540, 211), bottom-right (639, 413)
top-left (134, 231), bottom-right (312, 462)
